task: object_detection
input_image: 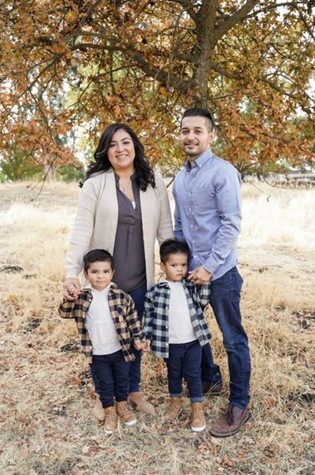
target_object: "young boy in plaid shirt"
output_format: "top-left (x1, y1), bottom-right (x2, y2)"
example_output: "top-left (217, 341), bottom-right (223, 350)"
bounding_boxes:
top-left (143, 239), bottom-right (211, 432)
top-left (59, 249), bottom-right (145, 435)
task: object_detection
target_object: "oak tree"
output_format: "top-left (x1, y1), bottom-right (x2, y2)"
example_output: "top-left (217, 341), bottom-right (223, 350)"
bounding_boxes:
top-left (0, 0), bottom-right (314, 176)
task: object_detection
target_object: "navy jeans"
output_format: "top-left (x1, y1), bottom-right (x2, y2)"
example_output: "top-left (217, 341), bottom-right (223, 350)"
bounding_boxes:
top-left (90, 283), bottom-right (146, 396)
top-left (128, 282), bottom-right (147, 393)
top-left (164, 340), bottom-right (203, 402)
top-left (91, 350), bottom-right (130, 408)
top-left (208, 266), bottom-right (251, 408)
top-left (201, 344), bottom-right (222, 385)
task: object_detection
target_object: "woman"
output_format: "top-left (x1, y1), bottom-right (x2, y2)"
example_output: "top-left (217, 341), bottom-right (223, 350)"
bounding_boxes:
top-left (63, 122), bottom-right (173, 418)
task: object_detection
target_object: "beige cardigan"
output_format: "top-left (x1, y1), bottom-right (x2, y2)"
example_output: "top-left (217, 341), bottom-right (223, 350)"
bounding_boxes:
top-left (66, 169), bottom-right (173, 288)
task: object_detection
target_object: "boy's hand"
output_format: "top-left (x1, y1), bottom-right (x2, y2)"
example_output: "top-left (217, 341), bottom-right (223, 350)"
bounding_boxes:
top-left (142, 340), bottom-right (151, 352)
top-left (134, 340), bottom-right (145, 351)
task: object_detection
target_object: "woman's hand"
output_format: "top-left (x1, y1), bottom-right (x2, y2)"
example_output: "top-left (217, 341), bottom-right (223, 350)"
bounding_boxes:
top-left (63, 277), bottom-right (81, 301)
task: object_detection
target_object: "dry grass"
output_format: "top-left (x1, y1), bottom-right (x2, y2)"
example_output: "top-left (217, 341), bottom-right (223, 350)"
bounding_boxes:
top-left (0, 181), bottom-right (314, 475)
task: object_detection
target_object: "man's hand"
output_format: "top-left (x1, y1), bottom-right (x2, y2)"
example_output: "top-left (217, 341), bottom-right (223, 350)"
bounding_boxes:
top-left (63, 277), bottom-right (81, 300)
top-left (188, 266), bottom-right (212, 284)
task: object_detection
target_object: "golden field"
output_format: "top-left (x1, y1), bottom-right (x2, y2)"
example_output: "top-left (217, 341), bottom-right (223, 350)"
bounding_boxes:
top-left (0, 181), bottom-right (314, 475)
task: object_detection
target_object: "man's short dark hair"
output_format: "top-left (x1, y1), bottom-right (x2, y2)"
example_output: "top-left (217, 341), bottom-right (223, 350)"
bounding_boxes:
top-left (83, 249), bottom-right (114, 271)
top-left (160, 239), bottom-right (190, 264)
top-left (181, 107), bottom-right (215, 131)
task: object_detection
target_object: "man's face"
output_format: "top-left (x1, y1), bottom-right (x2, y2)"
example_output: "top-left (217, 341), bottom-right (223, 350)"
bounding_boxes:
top-left (180, 116), bottom-right (215, 160)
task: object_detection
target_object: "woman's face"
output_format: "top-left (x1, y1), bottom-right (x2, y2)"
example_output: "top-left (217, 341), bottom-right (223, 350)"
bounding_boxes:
top-left (107, 128), bottom-right (136, 173)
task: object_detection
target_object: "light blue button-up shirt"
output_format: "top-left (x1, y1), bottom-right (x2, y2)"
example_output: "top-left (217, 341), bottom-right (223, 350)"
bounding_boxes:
top-left (173, 149), bottom-right (242, 281)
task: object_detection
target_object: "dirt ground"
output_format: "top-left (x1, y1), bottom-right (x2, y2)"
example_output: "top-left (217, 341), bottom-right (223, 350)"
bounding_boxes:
top-left (0, 182), bottom-right (314, 475)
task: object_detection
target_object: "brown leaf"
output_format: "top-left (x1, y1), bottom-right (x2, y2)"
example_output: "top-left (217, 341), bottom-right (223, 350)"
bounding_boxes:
top-left (222, 455), bottom-right (234, 467)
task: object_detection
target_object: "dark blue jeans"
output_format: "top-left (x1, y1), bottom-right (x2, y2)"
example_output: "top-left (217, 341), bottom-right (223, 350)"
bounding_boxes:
top-left (207, 266), bottom-right (251, 408)
top-left (90, 283), bottom-right (146, 396)
top-left (164, 340), bottom-right (203, 402)
top-left (91, 350), bottom-right (130, 408)
top-left (128, 282), bottom-right (147, 393)
top-left (201, 344), bottom-right (222, 385)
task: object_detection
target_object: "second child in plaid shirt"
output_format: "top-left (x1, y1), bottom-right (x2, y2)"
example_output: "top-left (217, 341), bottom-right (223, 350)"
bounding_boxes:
top-left (59, 249), bottom-right (145, 435)
top-left (143, 239), bottom-right (211, 432)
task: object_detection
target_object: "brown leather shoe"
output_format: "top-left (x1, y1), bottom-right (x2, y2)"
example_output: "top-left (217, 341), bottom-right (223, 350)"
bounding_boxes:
top-left (210, 404), bottom-right (250, 437)
top-left (202, 381), bottom-right (223, 396)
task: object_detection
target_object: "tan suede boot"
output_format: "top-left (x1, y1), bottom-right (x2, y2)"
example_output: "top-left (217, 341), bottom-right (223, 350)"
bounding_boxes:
top-left (92, 394), bottom-right (105, 422)
top-left (190, 401), bottom-right (206, 432)
top-left (104, 405), bottom-right (118, 434)
top-left (116, 401), bottom-right (137, 426)
top-left (128, 392), bottom-right (155, 415)
top-left (165, 397), bottom-right (182, 421)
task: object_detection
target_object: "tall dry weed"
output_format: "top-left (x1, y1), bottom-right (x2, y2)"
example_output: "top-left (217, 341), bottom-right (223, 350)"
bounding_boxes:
top-left (0, 181), bottom-right (314, 475)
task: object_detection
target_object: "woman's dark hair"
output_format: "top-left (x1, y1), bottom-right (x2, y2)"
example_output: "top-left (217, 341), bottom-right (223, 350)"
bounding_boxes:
top-left (80, 123), bottom-right (156, 190)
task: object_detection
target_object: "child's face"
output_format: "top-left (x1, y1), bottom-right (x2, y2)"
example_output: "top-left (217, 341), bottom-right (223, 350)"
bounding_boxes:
top-left (84, 261), bottom-right (114, 291)
top-left (161, 252), bottom-right (188, 282)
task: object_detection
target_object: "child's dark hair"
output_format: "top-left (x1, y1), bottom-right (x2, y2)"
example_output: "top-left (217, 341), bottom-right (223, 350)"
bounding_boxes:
top-left (83, 249), bottom-right (114, 271)
top-left (160, 239), bottom-right (190, 264)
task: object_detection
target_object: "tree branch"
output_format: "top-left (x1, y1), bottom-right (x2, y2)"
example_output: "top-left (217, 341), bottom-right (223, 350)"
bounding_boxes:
top-left (69, 35), bottom-right (194, 93)
top-left (298, 9), bottom-right (315, 41)
top-left (127, 49), bottom-right (194, 92)
top-left (168, 0), bottom-right (197, 21)
top-left (213, 0), bottom-right (260, 43)
top-left (262, 76), bottom-right (315, 120)
top-left (209, 62), bottom-right (243, 80)
top-left (246, 1), bottom-right (313, 17)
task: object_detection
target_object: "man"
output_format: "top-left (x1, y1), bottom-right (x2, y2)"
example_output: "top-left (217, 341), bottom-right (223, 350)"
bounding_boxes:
top-left (172, 107), bottom-right (251, 437)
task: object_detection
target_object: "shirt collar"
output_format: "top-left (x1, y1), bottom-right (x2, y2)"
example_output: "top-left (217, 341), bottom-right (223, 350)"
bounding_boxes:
top-left (85, 282), bottom-right (117, 293)
top-left (114, 172), bottom-right (136, 184)
top-left (184, 148), bottom-right (212, 170)
top-left (156, 278), bottom-right (188, 288)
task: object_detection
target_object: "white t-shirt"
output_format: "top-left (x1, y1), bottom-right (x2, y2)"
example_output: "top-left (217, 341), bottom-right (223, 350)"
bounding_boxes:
top-left (85, 285), bottom-right (121, 355)
top-left (167, 280), bottom-right (196, 344)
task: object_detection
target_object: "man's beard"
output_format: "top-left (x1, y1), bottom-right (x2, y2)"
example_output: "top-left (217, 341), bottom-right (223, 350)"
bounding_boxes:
top-left (184, 144), bottom-right (199, 157)
top-left (185, 148), bottom-right (199, 157)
